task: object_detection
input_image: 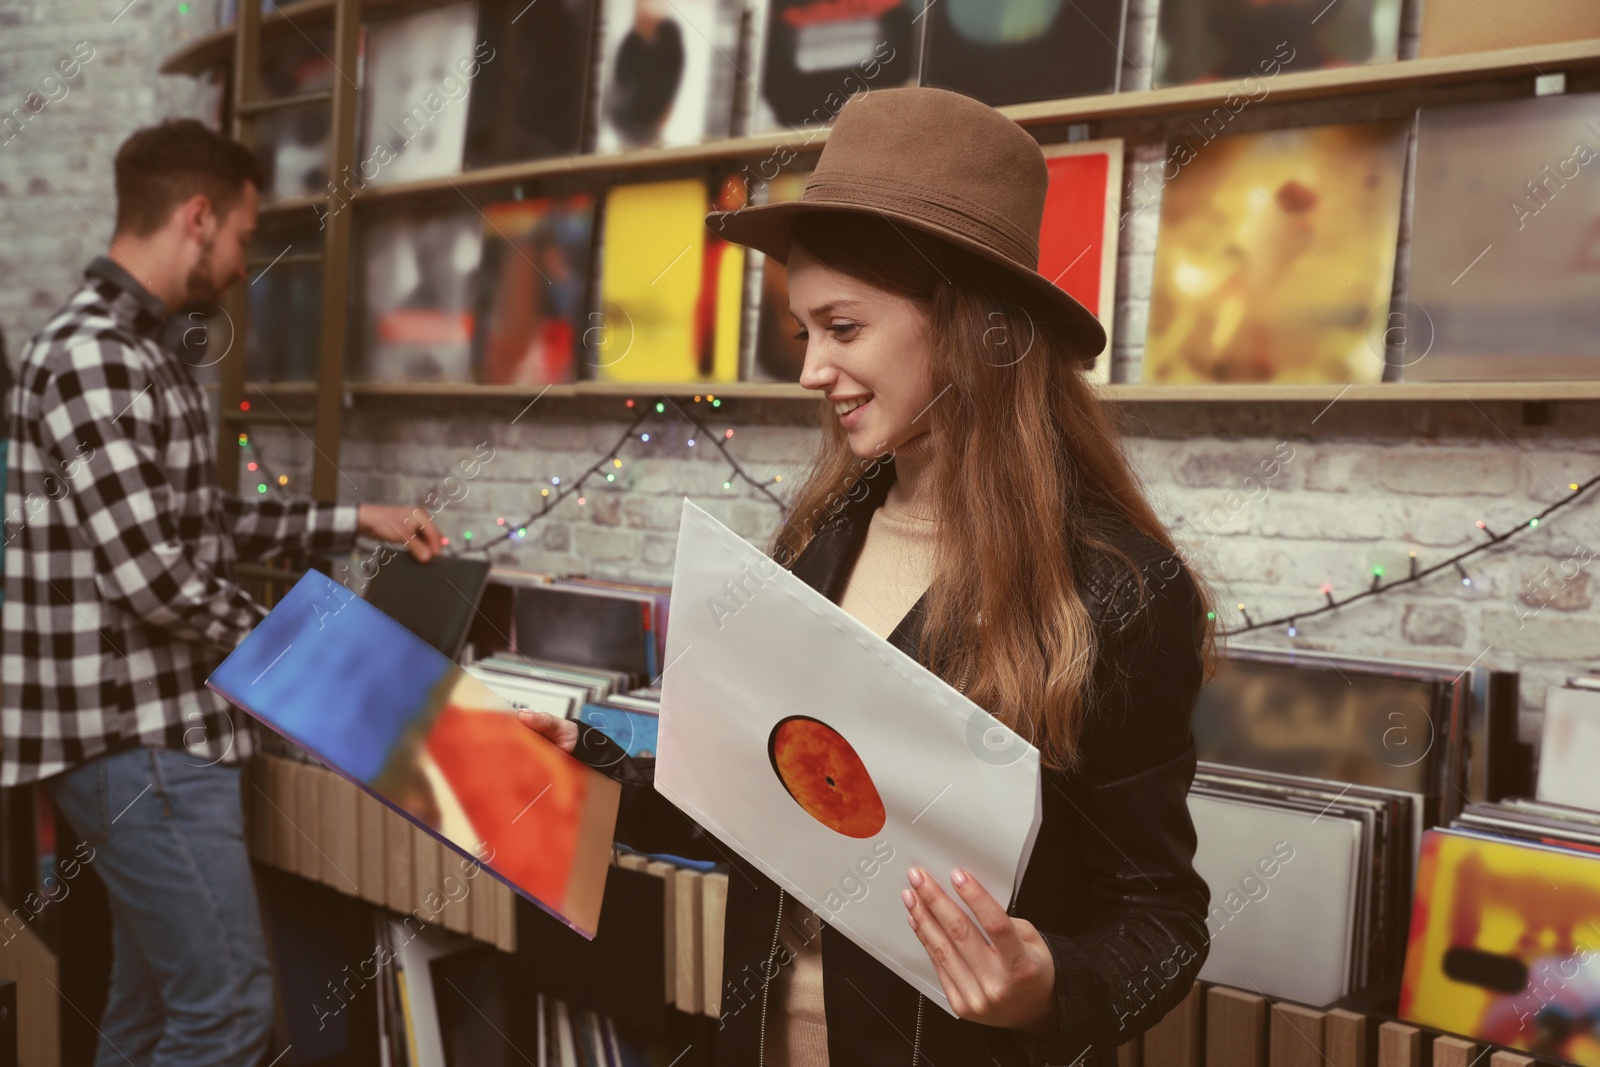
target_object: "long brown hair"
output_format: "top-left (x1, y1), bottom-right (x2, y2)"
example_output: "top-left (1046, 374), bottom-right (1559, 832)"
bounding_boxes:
top-left (768, 211), bottom-right (1219, 773)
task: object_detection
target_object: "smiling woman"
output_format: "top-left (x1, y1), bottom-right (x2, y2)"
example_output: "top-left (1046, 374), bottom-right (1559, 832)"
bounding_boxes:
top-left (522, 86), bottom-right (1219, 1067)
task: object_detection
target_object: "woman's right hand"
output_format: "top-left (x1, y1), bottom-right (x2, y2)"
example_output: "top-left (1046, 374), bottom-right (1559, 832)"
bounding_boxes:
top-left (517, 709), bottom-right (580, 754)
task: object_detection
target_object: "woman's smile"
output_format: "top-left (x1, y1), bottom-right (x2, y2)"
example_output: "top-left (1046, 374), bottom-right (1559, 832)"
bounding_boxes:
top-left (832, 393), bottom-right (873, 427)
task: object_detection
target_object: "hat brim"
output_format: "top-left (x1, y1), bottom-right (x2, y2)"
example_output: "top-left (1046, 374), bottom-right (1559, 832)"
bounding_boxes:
top-left (705, 199), bottom-right (1107, 369)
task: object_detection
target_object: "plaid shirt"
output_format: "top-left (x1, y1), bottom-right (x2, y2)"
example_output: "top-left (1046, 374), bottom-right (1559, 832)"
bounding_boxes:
top-left (1, 257), bottom-right (359, 785)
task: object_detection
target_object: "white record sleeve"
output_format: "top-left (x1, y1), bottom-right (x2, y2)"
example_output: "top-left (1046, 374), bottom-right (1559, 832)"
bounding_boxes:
top-left (1190, 792), bottom-right (1363, 1006)
top-left (654, 500), bottom-right (1043, 1015)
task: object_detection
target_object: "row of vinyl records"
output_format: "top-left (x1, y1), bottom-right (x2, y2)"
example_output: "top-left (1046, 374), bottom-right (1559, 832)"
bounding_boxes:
top-left (228, 0), bottom-right (1600, 196)
top-left (252, 549), bottom-right (1600, 1063)
top-left (232, 81), bottom-right (1600, 390)
top-left (245, 750), bottom-right (735, 1066)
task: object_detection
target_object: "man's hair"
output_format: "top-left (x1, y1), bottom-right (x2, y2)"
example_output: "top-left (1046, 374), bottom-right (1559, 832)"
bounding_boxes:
top-left (113, 119), bottom-right (264, 237)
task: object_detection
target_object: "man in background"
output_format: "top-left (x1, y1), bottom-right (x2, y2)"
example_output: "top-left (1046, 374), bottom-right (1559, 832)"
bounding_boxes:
top-left (1, 118), bottom-right (442, 1067)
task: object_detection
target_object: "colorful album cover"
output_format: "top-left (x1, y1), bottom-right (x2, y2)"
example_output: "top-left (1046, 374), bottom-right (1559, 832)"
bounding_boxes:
top-left (1142, 121), bottom-right (1407, 385)
top-left (1040, 140), bottom-right (1122, 385)
top-left (1419, 0), bottom-right (1600, 58)
top-left (1153, 0), bottom-right (1400, 88)
top-left (1401, 829), bottom-right (1600, 1064)
top-left (472, 195), bottom-right (596, 386)
top-left (1192, 655), bottom-right (1443, 795)
top-left (593, 175), bottom-right (745, 383)
top-left (749, 170), bottom-right (811, 382)
top-left (463, 0), bottom-right (597, 168)
top-left (207, 571), bottom-right (621, 939)
top-left (1404, 92), bottom-right (1600, 381)
top-left (594, 0), bottom-right (741, 152)
top-left (921, 0), bottom-right (1125, 107)
top-left (358, 2), bottom-right (480, 188)
top-left (751, 0), bottom-right (925, 135)
top-left (361, 210), bottom-right (483, 382)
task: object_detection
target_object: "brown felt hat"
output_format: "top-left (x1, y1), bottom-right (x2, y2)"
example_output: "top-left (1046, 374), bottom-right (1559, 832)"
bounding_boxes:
top-left (705, 86), bottom-right (1106, 368)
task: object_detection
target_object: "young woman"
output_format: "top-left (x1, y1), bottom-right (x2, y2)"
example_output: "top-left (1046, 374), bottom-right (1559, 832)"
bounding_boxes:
top-left (520, 87), bottom-right (1219, 1067)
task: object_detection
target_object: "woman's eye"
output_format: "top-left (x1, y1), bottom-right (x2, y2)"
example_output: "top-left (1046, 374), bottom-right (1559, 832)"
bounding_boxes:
top-left (791, 329), bottom-right (808, 341)
top-left (830, 322), bottom-right (860, 339)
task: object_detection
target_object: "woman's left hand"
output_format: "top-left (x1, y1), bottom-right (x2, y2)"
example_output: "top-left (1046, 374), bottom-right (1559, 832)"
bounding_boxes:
top-left (902, 866), bottom-right (1060, 1037)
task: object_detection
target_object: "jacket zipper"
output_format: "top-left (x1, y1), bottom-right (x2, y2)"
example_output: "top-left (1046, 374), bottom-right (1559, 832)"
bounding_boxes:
top-left (758, 888), bottom-right (786, 1067)
top-left (912, 661), bottom-right (968, 1066)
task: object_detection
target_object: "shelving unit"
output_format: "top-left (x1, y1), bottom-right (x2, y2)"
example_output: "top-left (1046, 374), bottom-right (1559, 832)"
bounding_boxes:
top-left (172, 14), bottom-right (1600, 450)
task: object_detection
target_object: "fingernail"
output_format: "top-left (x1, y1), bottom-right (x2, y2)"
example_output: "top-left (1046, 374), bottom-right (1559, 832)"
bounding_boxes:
top-left (951, 868), bottom-right (968, 887)
top-left (902, 888), bottom-right (915, 908)
top-left (907, 914), bottom-right (918, 931)
top-left (907, 867), bottom-right (924, 888)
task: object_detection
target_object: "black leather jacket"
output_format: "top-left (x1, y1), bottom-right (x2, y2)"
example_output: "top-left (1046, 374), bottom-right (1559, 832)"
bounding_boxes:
top-left (572, 460), bottom-right (1211, 1066)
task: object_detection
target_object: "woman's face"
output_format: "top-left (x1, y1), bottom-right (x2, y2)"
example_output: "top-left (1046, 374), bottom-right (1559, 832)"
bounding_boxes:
top-left (787, 244), bottom-right (936, 458)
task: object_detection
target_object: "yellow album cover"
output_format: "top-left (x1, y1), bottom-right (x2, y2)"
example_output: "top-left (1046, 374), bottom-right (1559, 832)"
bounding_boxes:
top-left (1142, 121), bottom-right (1407, 385)
top-left (1401, 829), bottom-right (1600, 1064)
top-left (595, 175), bottom-right (745, 384)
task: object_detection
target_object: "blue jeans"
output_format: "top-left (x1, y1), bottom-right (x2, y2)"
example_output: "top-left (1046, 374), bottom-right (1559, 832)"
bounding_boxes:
top-left (46, 747), bottom-right (274, 1067)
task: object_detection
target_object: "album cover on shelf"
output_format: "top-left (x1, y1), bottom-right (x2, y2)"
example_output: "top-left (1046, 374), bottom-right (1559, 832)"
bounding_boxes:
top-left (1419, 0), bottom-right (1600, 57)
top-left (253, 105), bottom-right (332, 201)
top-left (512, 584), bottom-right (658, 682)
top-left (1141, 121), bottom-right (1408, 385)
top-left (749, 0), bottom-right (925, 135)
top-left (249, 30), bottom-right (335, 201)
top-left (577, 704), bottom-right (660, 758)
top-left (594, 0), bottom-right (742, 152)
top-left (1404, 92), bottom-right (1600, 381)
top-left (207, 571), bottom-right (621, 939)
top-left (245, 257), bottom-right (320, 382)
top-left (921, 0), bottom-right (1125, 107)
top-left (360, 209), bottom-right (483, 382)
top-left (471, 194), bottom-right (596, 386)
top-left (593, 174), bottom-right (746, 383)
top-left (1192, 645), bottom-right (1452, 797)
top-left (358, 2), bottom-right (481, 188)
top-left (1039, 139), bottom-right (1122, 385)
top-left (1537, 685), bottom-right (1600, 812)
top-left (747, 169), bottom-right (811, 382)
top-left (465, 664), bottom-right (585, 719)
top-left (1401, 828), bottom-right (1600, 1064)
top-left (463, 0), bottom-right (597, 168)
top-left (1195, 763), bottom-right (1418, 992)
top-left (1153, 0), bottom-right (1401, 87)
top-left (1187, 791), bottom-right (1363, 1006)
top-left (360, 554), bottom-right (492, 660)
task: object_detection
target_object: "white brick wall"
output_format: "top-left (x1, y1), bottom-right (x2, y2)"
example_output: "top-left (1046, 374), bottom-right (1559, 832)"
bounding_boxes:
top-left (5, 0), bottom-right (1599, 759)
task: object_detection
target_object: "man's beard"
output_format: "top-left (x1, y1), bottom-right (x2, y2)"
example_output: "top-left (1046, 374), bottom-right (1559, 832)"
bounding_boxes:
top-left (183, 235), bottom-right (227, 305)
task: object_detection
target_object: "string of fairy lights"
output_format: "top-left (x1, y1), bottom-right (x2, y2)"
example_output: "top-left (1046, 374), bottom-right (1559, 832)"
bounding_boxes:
top-left (238, 397), bottom-right (1600, 638)
top-left (1219, 469), bottom-right (1600, 638)
top-left (235, 394), bottom-right (789, 550)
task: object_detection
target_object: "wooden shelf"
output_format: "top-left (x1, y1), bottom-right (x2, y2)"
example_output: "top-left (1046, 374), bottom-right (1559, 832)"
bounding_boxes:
top-left (1102, 380), bottom-right (1600, 402)
top-left (163, 14), bottom-right (1600, 197)
top-left (349, 37), bottom-right (1600, 202)
top-left (256, 193), bottom-right (328, 219)
top-left (205, 380), bottom-right (1600, 404)
top-left (161, 0), bottom-right (334, 77)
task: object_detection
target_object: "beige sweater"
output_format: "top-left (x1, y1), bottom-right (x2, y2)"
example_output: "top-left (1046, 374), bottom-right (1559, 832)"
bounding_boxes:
top-left (761, 469), bottom-right (939, 1066)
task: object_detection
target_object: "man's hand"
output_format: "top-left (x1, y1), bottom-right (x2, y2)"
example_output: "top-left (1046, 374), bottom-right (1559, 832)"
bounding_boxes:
top-left (356, 504), bottom-right (443, 563)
